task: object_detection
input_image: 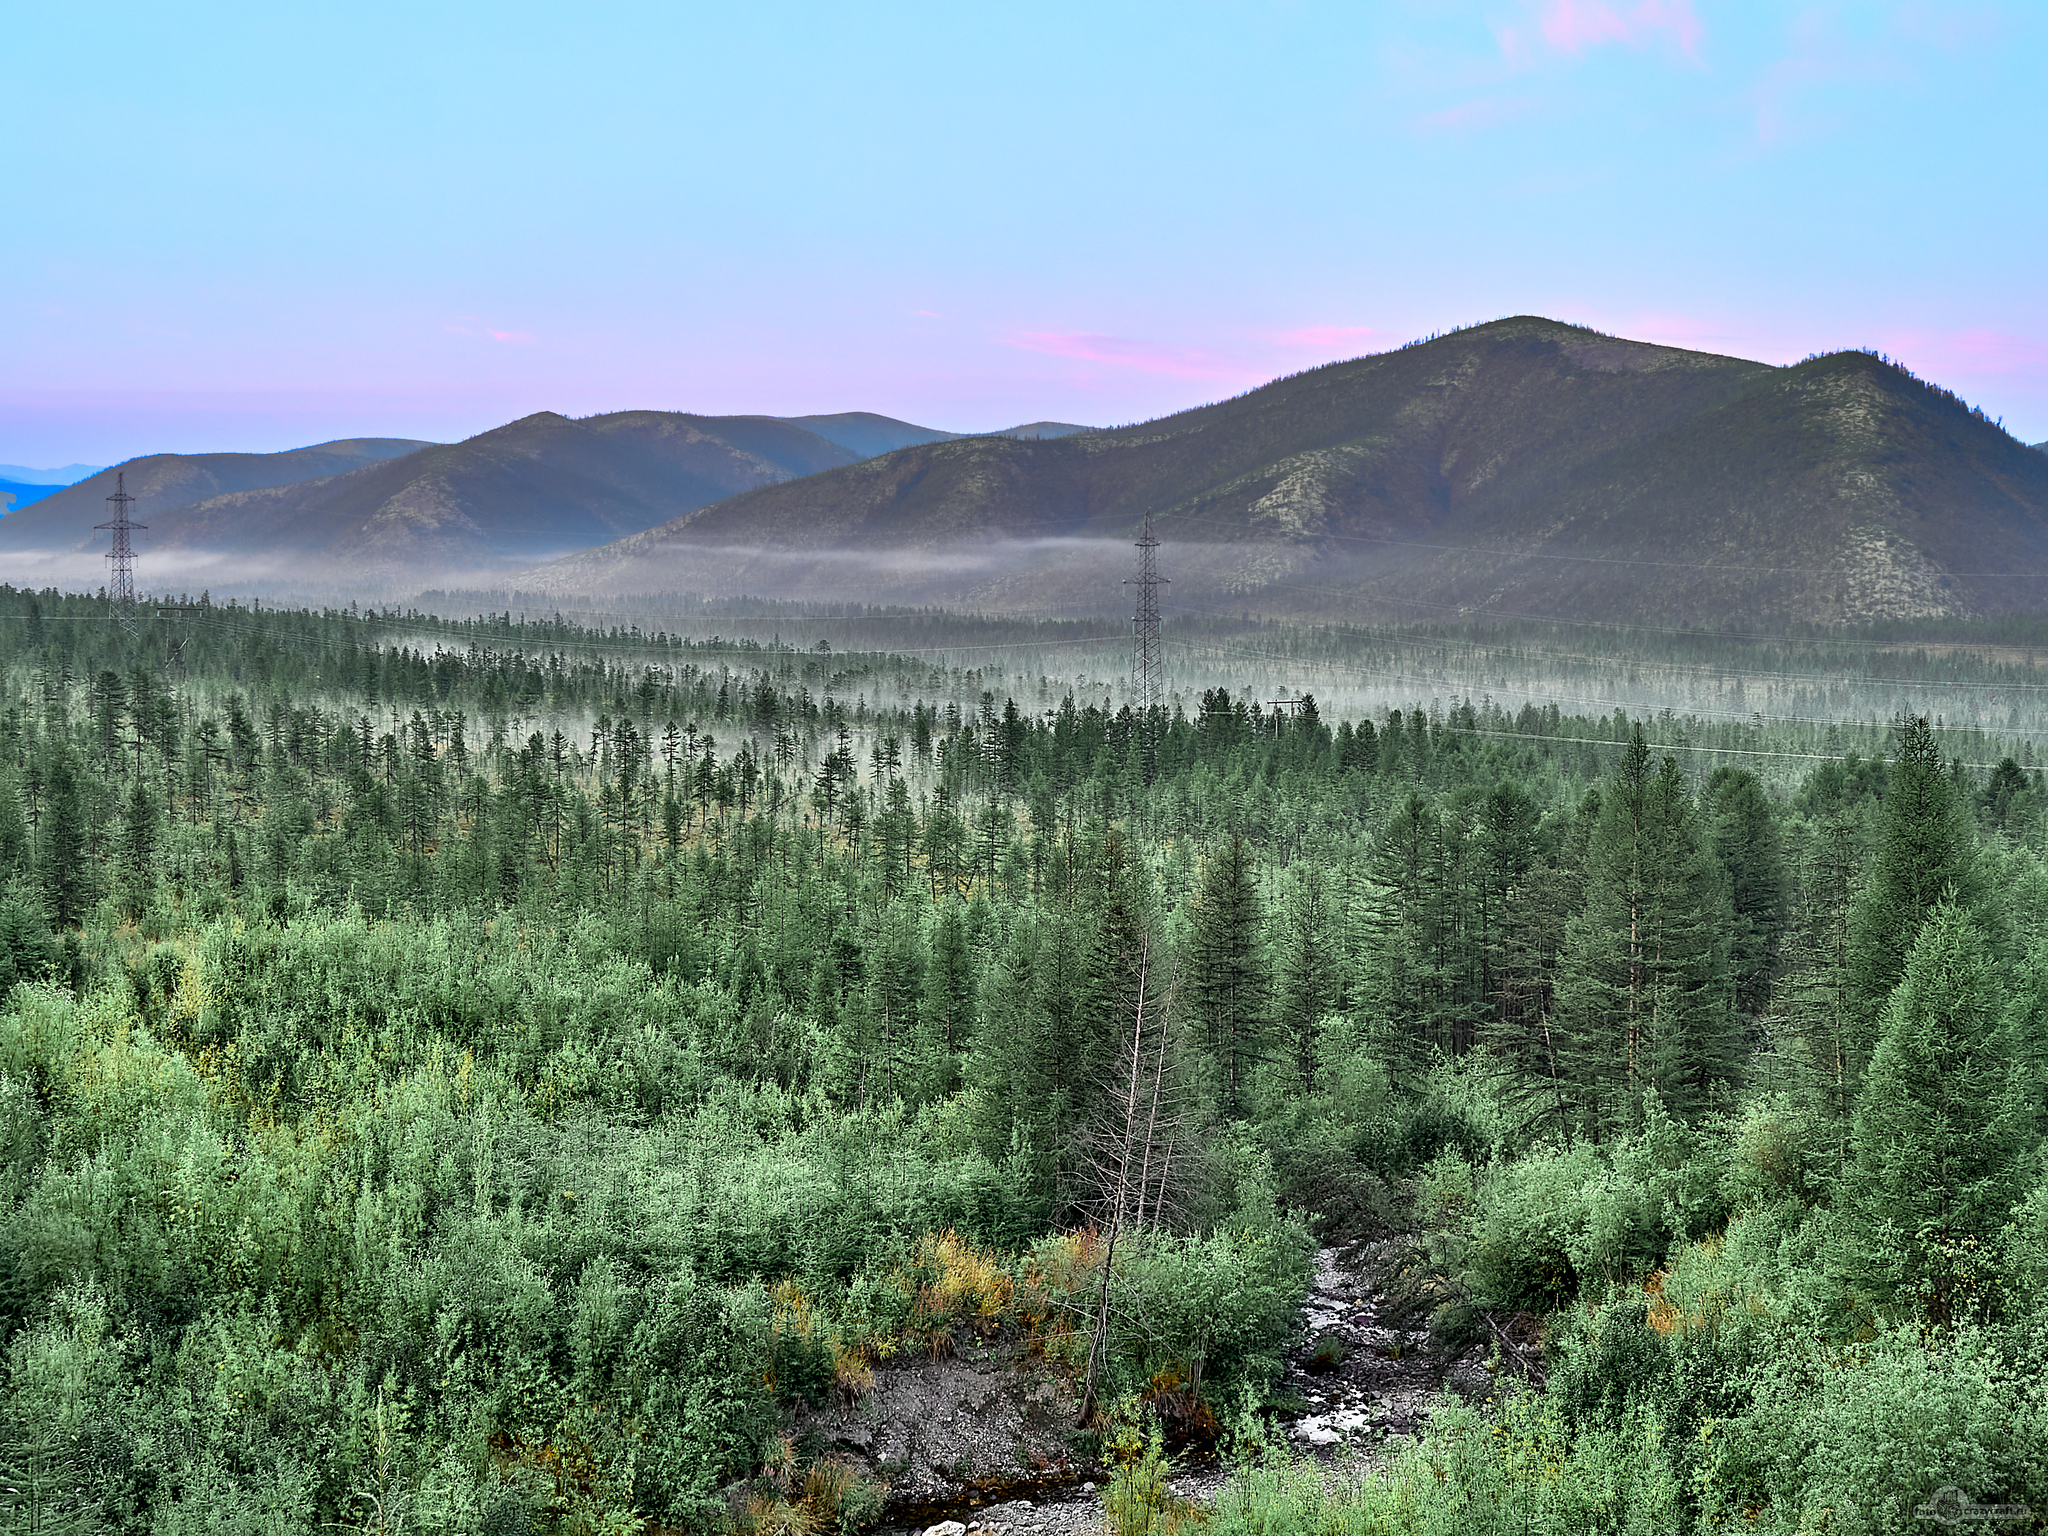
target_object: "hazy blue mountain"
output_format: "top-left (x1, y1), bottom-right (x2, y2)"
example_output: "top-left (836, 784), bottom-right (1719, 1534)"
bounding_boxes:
top-left (780, 413), bottom-right (959, 456)
top-left (0, 413), bottom-right (877, 579)
top-left (0, 409), bottom-right (1106, 585)
top-left (777, 415), bottom-right (1098, 452)
top-left (0, 463), bottom-right (106, 485)
top-left (0, 480), bottom-right (69, 513)
top-left (993, 422), bottom-right (1095, 439)
top-left (1, 438), bottom-right (438, 545)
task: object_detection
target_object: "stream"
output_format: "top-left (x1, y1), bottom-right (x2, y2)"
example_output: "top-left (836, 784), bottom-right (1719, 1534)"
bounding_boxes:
top-left (883, 1242), bottom-right (1494, 1536)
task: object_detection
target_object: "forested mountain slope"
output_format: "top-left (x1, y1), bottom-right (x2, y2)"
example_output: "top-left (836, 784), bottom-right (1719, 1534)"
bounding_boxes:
top-left (0, 412), bottom-right (877, 581)
top-left (0, 437), bottom-right (434, 540)
top-left (532, 318), bottom-right (2048, 624)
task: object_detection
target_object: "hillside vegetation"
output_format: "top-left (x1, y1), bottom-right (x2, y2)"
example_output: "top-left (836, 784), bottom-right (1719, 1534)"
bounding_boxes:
top-left (0, 413), bottom-right (953, 588)
top-left (0, 591), bottom-right (2041, 1532)
top-left (1, 439), bottom-right (434, 540)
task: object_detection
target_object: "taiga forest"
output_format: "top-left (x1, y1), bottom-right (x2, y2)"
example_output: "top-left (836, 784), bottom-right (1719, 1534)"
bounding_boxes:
top-left (0, 587), bottom-right (2042, 1534)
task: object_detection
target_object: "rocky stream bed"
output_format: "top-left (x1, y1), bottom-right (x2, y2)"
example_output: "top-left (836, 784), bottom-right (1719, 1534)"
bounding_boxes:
top-left (848, 1241), bottom-right (1497, 1536)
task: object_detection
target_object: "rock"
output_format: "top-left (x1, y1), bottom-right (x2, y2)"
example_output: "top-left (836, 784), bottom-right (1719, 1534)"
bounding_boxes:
top-left (925, 1522), bottom-right (967, 1536)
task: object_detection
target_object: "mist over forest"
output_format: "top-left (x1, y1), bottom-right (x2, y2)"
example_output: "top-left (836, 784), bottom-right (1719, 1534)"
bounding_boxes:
top-left (7, 298), bottom-right (2048, 1536)
top-left (0, 570), bottom-right (2039, 1536)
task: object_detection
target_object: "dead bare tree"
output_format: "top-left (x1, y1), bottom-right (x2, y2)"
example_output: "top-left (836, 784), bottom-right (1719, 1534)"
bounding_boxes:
top-left (1074, 940), bottom-right (1201, 1426)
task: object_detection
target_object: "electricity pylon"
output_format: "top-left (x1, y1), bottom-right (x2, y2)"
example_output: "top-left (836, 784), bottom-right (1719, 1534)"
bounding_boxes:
top-left (1125, 507), bottom-right (1166, 774)
top-left (95, 472), bottom-right (145, 631)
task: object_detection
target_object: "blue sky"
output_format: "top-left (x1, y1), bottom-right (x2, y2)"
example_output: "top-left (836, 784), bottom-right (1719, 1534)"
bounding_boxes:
top-left (4, 0), bottom-right (2044, 463)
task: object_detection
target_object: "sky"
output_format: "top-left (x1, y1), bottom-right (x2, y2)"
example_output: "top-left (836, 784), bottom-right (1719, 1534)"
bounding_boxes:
top-left (4, 0), bottom-right (2045, 465)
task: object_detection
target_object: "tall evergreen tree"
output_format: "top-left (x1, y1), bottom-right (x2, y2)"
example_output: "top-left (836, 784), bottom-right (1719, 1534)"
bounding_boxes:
top-left (1704, 766), bottom-right (1787, 1016)
top-left (1273, 864), bottom-right (1340, 1095)
top-left (1838, 901), bottom-right (2032, 1319)
top-left (35, 748), bottom-right (87, 928)
top-left (118, 774), bottom-right (159, 918)
top-left (1844, 716), bottom-right (1980, 1081)
top-left (1554, 732), bottom-right (1736, 1135)
top-left (1186, 828), bottom-right (1267, 1118)
top-left (1356, 792), bottom-right (1452, 1084)
top-left (1777, 813), bottom-right (1867, 1162)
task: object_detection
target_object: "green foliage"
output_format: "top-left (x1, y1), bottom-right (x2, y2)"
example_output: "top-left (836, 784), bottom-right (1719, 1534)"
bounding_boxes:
top-left (1101, 1420), bottom-right (1187, 1536)
top-left (1211, 1393), bottom-right (1682, 1536)
top-left (0, 592), bottom-right (2039, 1534)
top-left (1837, 901), bottom-right (2033, 1320)
top-left (1555, 732), bottom-right (1739, 1136)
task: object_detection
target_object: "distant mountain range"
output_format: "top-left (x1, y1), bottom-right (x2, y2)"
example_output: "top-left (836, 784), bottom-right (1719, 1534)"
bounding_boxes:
top-left (0, 480), bottom-right (66, 513)
top-left (523, 318), bottom-right (2048, 625)
top-left (0, 463), bottom-right (106, 515)
top-left (8, 324), bottom-right (2045, 624)
top-left (782, 414), bottom-right (1092, 455)
top-left (0, 464), bottom-right (104, 486)
top-left (0, 413), bottom-right (1092, 586)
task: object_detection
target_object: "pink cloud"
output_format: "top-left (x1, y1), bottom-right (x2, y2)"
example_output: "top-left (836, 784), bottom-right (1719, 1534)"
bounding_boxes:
top-left (1497, 0), bottom-right (1703, 64)
top-left (1415, 95), bottom-right (1538, 134)
top-left (1274, 325), bottom-right (1389, 351)
top-left (1879, 329), bottom-right (2048, 378)
top-left (443, 321), bottom-right (534, 344)
top-left (1002, 332), bottom-right (1238, 380)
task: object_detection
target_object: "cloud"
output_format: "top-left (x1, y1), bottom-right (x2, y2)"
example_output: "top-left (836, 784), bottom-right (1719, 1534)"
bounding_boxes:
top-left (1496, 0), bottom-right (1704, 65)
top-left (1001, 332), bottom-right (1239, 380)
top-left (1880, 328), bottom-right (2048, 379)
top-left (1414, 94), bottom-right (1538, 134)
top-left (1274, 325), bottom-right (1390, 351)
top-left (443, 322), bottom-right (534, 344)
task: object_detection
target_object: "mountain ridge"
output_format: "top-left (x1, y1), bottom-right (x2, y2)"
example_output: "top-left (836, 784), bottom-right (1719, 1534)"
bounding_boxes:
top-left (1, 438), bottom-right (438, 546)
top-left (523, 317), bottom-right (2048, 624)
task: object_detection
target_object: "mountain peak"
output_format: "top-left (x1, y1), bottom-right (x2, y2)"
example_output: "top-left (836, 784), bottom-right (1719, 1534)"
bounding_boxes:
top-left (524, 320), bottom-right (2048, 626)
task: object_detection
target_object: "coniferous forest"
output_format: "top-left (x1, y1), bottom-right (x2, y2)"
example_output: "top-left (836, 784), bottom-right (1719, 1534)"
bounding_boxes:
top-left (0, 587), bottom-right (2043, 1534)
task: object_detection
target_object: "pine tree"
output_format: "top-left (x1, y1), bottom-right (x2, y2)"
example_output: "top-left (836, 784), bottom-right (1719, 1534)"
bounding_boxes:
top-left (1777, 813), bottom-right (1865, 1162)
top-left (1844, 716), bottom-right (1979, 1082)
top-left (1703, 766), bottom-right (1787, 1016)
top-left (1186, 828), bottom-right (1267, 1118)
top-left (1273, 864), bottom-right (1340, 1095)
top-left (1838, 901), bottom-right (2031, 1320)
top-left (118, 775), bottom-right (159, 918)
top-left (1356, 792), bottom-right (1454, 1084)
top-left (922, 901), bottom-right (976, 1056)
top-left (1554, 732), bottom-right (1736, 1135)
top-left (35, 750), bottom-right (87, 928)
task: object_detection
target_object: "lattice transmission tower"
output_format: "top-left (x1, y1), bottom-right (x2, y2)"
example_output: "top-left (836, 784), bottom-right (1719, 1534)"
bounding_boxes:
top-left (1126, 506), bottom-right (1167, 770)
top-left (95, 472), bottom-right (146, 630)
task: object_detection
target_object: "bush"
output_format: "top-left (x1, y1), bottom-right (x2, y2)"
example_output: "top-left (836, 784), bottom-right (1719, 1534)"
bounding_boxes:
top-left (1698, 1324), bottom-right (2048, 1533)
top-left (1209, 1393), bottom-right (1681, 1536)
